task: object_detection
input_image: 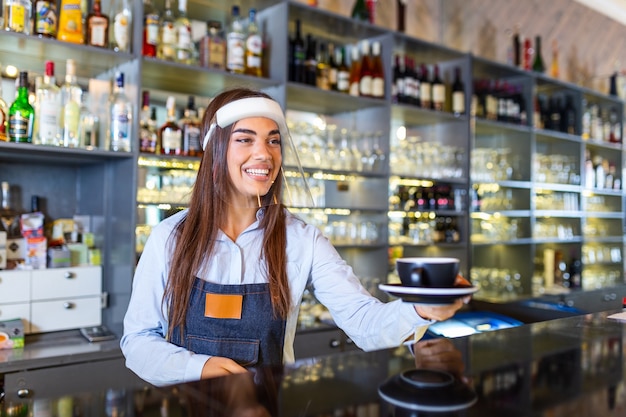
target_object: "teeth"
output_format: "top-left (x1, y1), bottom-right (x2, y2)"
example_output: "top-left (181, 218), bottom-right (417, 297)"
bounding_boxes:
top-left (246, 168), bottom-right (269, 175)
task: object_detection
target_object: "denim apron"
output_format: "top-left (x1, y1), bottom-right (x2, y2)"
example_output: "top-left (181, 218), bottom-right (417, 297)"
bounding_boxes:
top-left (170, 278), bottom-right (286, 367)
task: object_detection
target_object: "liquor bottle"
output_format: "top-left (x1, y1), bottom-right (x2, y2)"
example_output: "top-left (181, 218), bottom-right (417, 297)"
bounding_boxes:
top-left (226, 5), bottom-right (245, 74)
top-left (108, 72), bottom-right (133, 152)
top-left (532, 35), bottom-right (545, 73)
top-left (34, 0), bottom-right (58, 38)
top-left (61, 59), bottom-right (82, 147)
top-left (244, 8), bottom-right (264, 77)
top-left (419, 63), bottom-right (431, 109)
top-left (391, 54), bottom-right (403, 103)
top-left (36, 61), bottom-right (62, 146)
top-left (57, 0), bottom-right (84, 44)
top-left (139, 91), bottom-right (157, 153)
top-left (1, 181), bottom-right (26, 267)
top-left (3, 0), bottom-right (32, 35)
top-left (160, 96), bottom-right (182, 155)
top-left (396, 0), bottom-right (406, 32)
top-left (348, 44), bottom-right (361, 96)
top-left (370, 41), bottom-right (384, 99)
top-left (180, 96), bottom-right (202, 157)
top-left (0, 74), bottom-right (8, 142)
top-left (327, 43), bottom-right (338, 91)
top-left (358, 40), bottom-right (373, 97)
top-left (523, 37), bottom-right (532, 71)
top-left (199, 20), bottom-right (226, 70)
top-left (336, 47), bottom-right (350, 94)
top-left (86, 0), bottom-right (110, 48)
top-left (550, 39), bottom-right (559, 78)
top-left (78, 91), bottom-right (100, 149)
top-left (174, 0), bottom-right (194, 65)
top-left (405, 57), bottom-right (419, 106)
top-left (142, 0), bottom-right (160, 57)
top-left (8, 72), bottom-right (34, 143)
top-left (110, 0), bottom-right (132, 53)
top-left (351, 0), bottom-right (369, 22)
top-left (431, 64), bottom-right (445, 111)
top-left (288, 19), bottom-right (306, 83)
top-left (303, 35), bottom-right (318, 86)
top-left (315, 41), bottom-right (330, 90)
top-left (158, 0), bottom-right (176, 61)
top-left (512, 25), bottom-right (521, 68)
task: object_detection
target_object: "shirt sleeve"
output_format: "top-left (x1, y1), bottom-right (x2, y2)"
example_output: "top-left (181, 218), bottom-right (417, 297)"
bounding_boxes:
top-left (120, 214), bottom-right (211, 387)
top-left (307, 228), bottom-right (433, 351)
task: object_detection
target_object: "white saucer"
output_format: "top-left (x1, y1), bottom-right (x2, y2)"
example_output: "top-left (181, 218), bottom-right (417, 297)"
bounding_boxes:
top-left (378, 284), bottom-right (479, 305)
top-left (379, 284), bottom-right (479, 296)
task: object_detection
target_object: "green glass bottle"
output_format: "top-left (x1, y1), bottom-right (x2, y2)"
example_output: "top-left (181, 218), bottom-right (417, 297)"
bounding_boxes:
top-left (351, 0), bottom-right (369, 22)
top-left (8, 71), bottom-right (35, 143)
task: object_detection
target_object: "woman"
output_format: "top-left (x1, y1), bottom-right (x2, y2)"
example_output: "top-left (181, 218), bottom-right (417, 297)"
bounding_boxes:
top-left (121, 88), bottom-right (469, 386)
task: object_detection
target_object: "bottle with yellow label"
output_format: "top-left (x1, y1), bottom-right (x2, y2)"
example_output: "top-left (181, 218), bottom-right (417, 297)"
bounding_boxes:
top-left (57, 0), bottom-right (85, 44)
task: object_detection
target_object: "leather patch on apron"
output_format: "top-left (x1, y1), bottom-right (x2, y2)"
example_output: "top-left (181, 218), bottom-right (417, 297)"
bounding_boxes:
top-left (205, 293), bottom-right (243, 319)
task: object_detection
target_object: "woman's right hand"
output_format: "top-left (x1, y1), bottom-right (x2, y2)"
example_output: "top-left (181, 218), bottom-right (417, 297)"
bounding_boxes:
top-left (201, 356), bottom-right (248, 379)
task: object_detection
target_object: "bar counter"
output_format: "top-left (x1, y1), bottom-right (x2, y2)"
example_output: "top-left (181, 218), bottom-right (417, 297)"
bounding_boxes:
top-left (2, 308), bottom-right (626, 416)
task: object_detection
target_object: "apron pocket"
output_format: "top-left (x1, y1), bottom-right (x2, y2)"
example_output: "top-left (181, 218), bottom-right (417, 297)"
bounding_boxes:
top-left (187, 335), bottom-right (260, 367)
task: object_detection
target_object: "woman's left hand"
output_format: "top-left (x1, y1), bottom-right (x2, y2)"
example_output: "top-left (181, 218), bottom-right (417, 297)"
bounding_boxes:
top-left (414, 275), bottom-right (471, 321)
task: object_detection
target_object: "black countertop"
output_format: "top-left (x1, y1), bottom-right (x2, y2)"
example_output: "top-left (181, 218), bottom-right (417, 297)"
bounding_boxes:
top-left (3, 309), bottom-right (626, 416)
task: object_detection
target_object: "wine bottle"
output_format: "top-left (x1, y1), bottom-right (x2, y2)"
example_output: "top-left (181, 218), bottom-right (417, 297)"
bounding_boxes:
top-left (370, 41), bottom-right (384, 99)
top-left (431, 64), bottom-right (445, 111)
top-left (348, 45), bottom-right (361, 97)
top-left (304, 35), bottom-right (318, 86)
top-left (327, 43), bottom-right (338, 91)
top-left (419, 63), bottom-right (431, 109)
top-left (336, 47), bottom-right (350, 94)
top-left (532, 35), bottom-right (545, 73)
top-left (289, 19), bottom-right (306, 83)
top-left (451, 67), bottom-right (465, 116)
top-left (358, 40), bottom-right (373, 97)
top-left (351, 0), bottom-right (370, 22)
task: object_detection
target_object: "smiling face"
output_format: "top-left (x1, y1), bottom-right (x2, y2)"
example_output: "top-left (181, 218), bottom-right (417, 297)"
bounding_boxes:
top-left (226, 117), bottom-right (283, 206)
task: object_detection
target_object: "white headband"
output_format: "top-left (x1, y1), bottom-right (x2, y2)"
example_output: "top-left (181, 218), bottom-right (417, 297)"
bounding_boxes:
top-left (201, 97), bottom-right (288, 150)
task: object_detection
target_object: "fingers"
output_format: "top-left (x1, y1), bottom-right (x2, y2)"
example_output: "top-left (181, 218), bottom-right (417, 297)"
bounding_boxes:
top-left (202, 356), bottom-right (248, 379)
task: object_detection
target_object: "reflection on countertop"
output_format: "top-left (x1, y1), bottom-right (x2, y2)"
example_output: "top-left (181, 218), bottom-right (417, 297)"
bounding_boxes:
top-left (3, 309), bottom-right (626, 416)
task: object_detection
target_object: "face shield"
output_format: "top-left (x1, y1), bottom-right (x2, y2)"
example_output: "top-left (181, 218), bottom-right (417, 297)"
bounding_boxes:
top-left (201, 97), bottom-right (315, 208)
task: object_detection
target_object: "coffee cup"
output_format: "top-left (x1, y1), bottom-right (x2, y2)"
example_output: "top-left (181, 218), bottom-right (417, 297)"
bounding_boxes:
top-left (396, 257), bottom-right (460, 288)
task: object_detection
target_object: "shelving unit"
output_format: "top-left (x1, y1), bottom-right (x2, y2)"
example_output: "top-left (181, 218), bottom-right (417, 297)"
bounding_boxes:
top-left (0, 0), bottom-right (625, 341)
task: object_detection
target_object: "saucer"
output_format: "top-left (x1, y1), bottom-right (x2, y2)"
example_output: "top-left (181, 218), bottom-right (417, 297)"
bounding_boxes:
top-left (379, 369), bottom-right (477, 412)
top-left (378, 283), bottom-right (479, 305)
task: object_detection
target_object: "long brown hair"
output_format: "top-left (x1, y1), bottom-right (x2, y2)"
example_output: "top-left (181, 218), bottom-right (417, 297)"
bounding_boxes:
top-left (164, 88), bottom-right (291, 340)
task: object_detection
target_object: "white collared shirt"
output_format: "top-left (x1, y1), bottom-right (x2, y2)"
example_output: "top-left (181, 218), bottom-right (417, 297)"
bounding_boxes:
top-left (121, 208), bottom-right (430, 386)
